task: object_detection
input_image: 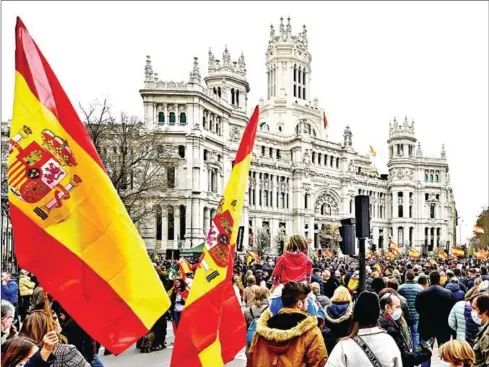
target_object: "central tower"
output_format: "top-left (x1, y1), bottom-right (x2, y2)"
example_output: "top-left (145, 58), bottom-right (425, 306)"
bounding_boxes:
top-left (266, 17), bottom-right (312, 103)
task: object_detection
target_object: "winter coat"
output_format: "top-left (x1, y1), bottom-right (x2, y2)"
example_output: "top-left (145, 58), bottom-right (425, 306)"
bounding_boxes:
top-left (325, 327), bottom-right (402, 367)
top-left (465, 300), bottom-right (481, 347)
top-left (244, 304), bottom-right (269, 328)
top-left (449, 300), bottom-right (466, 341)
top-left (19, 275), bottom-right (35, 297)
top-left (324, 277), bottom-right (341, 299)
top-left (271, 252), bottom-right (312, 287)
top-left (446, 282), bottom-right (465, 301)
top-left (1, 280), bottom-right (18, 305)
top-left (52, 344), bottom-right (90, 367)
top-left (30, 286), bottom-right (45, 311)
top-left (247, 307), bottom-right (328, 367)
top-left (311, 274), bottom-right (325, 294)
top-left (415, 284), bottom-right (456, 340)
top-left (323, 302), bottom-right (353, 354)
top-left (243, 285), bottom-right (260, 307)
top-left (398, 280), bottom-right (423, 324)
top-left (379, 313), bottom-right (415, 367)
top-left (473, 321), bottom-right (489, 367)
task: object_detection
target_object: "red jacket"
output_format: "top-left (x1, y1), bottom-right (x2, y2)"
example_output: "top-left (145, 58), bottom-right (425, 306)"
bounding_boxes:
top-left (271, 252), bottom-right (312, 286)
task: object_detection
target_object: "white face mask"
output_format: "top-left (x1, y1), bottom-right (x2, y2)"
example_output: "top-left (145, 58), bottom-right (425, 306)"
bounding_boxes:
top-left (472, 309), bottom-right (483, 325)
top-left (439, 361), bottom-right (451, 367)
top-left (391, 308), bottom-right (403, 321)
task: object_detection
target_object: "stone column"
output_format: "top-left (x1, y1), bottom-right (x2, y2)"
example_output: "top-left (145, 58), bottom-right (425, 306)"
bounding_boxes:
top-left (192, 199), bottom-right (200, 246)
top-left (185, 199), bottom-right (192, 247)
top-left (162, 207), bottom-right (168, 251)
top-left (174, 206), bottom-right (180, 249)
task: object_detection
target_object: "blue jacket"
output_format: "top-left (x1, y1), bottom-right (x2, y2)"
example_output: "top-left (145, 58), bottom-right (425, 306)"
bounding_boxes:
top-left (311, 274), bottom-right (324, 294)
top-left (446, 282), bottom-right (465, 301)
top-left (464, 300), bottom-right (480, 347)
top-left (398, 280), bottom-right (423, 323)
top-left (1, 280), bottom-right (18, 305)
top-left (449, 300), bottom-right (466, 340)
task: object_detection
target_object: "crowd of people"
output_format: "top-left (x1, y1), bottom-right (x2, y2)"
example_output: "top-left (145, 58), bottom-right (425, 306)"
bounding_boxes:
top-left (2, 233), bottom-right (489, 366)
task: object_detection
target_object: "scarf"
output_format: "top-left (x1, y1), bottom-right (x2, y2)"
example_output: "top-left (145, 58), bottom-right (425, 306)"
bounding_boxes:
top-left (386, 313), bottom-right (413, 351)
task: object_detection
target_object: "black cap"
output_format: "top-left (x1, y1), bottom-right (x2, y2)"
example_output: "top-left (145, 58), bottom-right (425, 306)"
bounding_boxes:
top-left (353, 291), bottom-right (380, 326)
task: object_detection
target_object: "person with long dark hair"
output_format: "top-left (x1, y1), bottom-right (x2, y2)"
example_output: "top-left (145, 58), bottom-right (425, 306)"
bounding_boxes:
top-left (1, 332), bottom-right (58, 367)
top-left (170, 278), bottom-right (189, 328)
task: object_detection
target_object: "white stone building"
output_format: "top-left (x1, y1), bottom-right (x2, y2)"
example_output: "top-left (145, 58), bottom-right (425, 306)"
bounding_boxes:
top-left (1, 17), bottom-right (457, 259)
top-left (138, 16), bottom-right (457, 257)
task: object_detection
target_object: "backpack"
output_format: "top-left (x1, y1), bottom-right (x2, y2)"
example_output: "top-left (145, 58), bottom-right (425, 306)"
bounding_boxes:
top-left (246, 306), bottom-right (268, 347)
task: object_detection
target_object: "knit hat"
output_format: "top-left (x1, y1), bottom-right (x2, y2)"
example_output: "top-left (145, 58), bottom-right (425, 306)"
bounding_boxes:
top-left (353, 291), bottom-right (380, 326)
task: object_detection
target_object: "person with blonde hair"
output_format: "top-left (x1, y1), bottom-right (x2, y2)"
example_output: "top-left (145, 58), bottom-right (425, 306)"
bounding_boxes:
top-left (244, 287), bottom-right (270, 328)
top-left (242, 275), bottom-right (259, 308)
top-left (323, 286), bottom-right (354, 354)
top-left (19, 309), bottom-right (90, 367)
top-left (438, 340), bottom-right (475, 367)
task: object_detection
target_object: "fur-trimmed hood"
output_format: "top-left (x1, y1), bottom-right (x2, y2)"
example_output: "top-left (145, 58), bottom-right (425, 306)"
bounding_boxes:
top-left (255, 307), bottom-right (318, 353)
top-left (325, 302), bottom-right (353, 324)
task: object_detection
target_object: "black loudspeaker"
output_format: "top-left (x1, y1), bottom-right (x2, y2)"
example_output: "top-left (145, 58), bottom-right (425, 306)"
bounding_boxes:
top-left (355, 195), bottom-right (370, 238)
top-left (340, 218), bottom-right (356, 256)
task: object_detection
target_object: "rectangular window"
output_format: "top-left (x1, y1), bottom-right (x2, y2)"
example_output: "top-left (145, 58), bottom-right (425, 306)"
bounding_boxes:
top-left (398, 205), bottom-right (403, 218)
top-left (286, 193), bottom-right (290, 209)
top-left (261, 146), bottom-right (266, 156)
top-left (167, 167), bottom-right (175, 189)
top-left (277, 149), bottom-right (281, 159)
top-left (430, 204), bottom-right (435, 219)
top-left (259, 190), bottom-right (262, 206)
top-left (409, 205), bottom-right (412, 218)
top-left (281, 193), bottom-right (285, 209)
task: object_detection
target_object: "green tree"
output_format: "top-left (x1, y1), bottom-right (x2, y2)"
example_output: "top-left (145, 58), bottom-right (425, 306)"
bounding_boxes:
top-left (470, 207), bottom-right (489, 251)
top-left (255, 227), bottom-right (271, 257)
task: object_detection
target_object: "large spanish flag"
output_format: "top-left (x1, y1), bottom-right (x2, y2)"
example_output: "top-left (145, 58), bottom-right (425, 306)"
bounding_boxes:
top-left (8, 17), bottom-right (169, 354)
top-left (171, 106), bottom-right (259, 367)
top-left (452, 247), bottom-right (465, 257)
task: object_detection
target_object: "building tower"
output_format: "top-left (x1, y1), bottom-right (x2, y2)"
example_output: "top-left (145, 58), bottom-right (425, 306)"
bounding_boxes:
top-left (205, 46), bottom-right (250, 112)
top-left (266, 16), bottom-right (312, 103)
top-left (387, 117), bottom-right (417, 250)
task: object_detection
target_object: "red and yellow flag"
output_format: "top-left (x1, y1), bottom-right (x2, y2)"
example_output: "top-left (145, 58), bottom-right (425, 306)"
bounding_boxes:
top-left (390, 241), bottom-right (401, 255)
top-left (474, 225), bottom-right (485, 234)
top-left (171, 106), bottom-right (259, 367)
top-left (247, 250), bottom-right (260, 262)
top-left (409, 247), bottom-right (420, 259)
top-left (452, 247), bottom-right (465, 257)
top-left (8, 18), bottom-right (170, 354)
top-left (177, 257), bottom-right (192, 279)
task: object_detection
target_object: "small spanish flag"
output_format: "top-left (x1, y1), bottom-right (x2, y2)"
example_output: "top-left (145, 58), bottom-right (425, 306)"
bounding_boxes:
top-left (429, 258), bottom-right (436, 266)
top-left (348, 274), bottom-right (359, 292)
top-left (177, 257), bottom-right (192, 279)
top-left (409, 248), bottom-right (420, 259)
top-left (369, 145), bottom-right (377, 157)
top-left (390, 241), bottom-right (401, 255)
top-left (375, 264), bottom-right (382, 276)
top-left (247, 250), bottom-right (260, 262)
top-left (452, 247), bottom-right (465, 257)
top-left (474, 225), bottom-right (485, 234)
top-left (323, 111), bottom-right (328, 129)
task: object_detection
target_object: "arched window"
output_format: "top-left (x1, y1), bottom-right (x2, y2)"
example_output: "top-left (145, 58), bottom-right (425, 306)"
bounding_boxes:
top-left (213, 87), bottom-right (217, 94)
top-left (430, 204), bottom-right (435, 219)
top-left (179, 112), bottom-right (186, 124)
top-left (303, 87), bottom-right (306, 100)
top-left (158, 112), bottom-right (165, 123)
top-left (259, 122), bottom-right (270, 132)
top-left (303, 70), bottom-right (306, 86)
top-left (231, 88), bottom-right (235, 105)
top-left (304, 194), bottom-right (308, 209)
top-left (203, 149), bottom-right (208, 161)
top-left (298, 66), bottom-right (302, 83)
top-left (321, 203), bottom-right (332, 216)
top-left (236, 90), bottom-right (240, 106)
top-left (169, 112), bottom-right (176, 124)
top-left (330, 156), bottom-right (334, 166)
top-left (435, 171), bottom-right (439, 182)
top-left (424, 170), bottom-right (429, 182)
top-left (155, 206), bottom-right (162, 241)
top-left (409, 205), bottom-right (412, 218)
top-left (203, 116), bottom-right (207, 129)
top-left (293, 64), bottom-right (297, 82)
top-left (430, 173), bottom-right (433, 182)
top-left (168, 206), bottom-right (174, 240)
top-left (178, 145), bottom-right (185, 158)
top-left (336, 157), bottom-right (340, 168)
top-left (217, 87), bottom-right (221, 97)
top-left (398, 205), bottom-right (404, 218)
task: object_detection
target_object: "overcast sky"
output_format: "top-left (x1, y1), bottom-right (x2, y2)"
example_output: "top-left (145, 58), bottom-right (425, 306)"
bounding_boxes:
top-left (2, 1), bottom-right (488, 242)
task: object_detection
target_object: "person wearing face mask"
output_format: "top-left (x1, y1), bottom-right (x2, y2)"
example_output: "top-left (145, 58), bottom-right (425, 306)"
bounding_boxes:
top-left (438, 340), bottom-right (475, 367)
top-left (378, 288), bottom-right (431, 367)
top-left (247, 281), bottom-right (328, 367)
top-left (472, 293), bottom-right (489, 367)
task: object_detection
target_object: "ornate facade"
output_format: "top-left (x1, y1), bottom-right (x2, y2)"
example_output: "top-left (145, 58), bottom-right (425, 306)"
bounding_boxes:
top-left (137, 16), bottom-right (457, 256)
top-left (1, 17), bottom-right (457, 258)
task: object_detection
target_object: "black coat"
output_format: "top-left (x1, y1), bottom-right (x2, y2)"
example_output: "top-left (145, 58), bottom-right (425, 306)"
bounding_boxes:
top-left (323, 278), bottom-right (341, 299)
top-left (311, 274), bottom-right (325, 294)
top-left (379, 313), bottom-right (416, 367)
top-left (415, 284), bottom-right (456, 340)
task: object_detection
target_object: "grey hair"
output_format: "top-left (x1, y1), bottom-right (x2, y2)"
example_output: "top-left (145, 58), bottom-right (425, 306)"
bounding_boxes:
top-left (1, 300), bottom-right (15, 318)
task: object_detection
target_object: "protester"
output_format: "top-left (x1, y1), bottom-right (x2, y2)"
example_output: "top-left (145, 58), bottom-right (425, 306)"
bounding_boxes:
top-left (247, 281), bottom-right (328, 367)
top-left (270, 235), bottom-right (312, 287)
top-left (398, 269), bottom-right (423, 345)
top-left (19, 310), bottom-right (90, 366)
top-left (312, 268), bottom-right (325, 294)
top-left (472, 293), bottom-right (489, 366)
top-left (311, 282), bottom-right (330, 308)
top-left (169, 278), bottom-right (189, 328)
top-left (244, 287), bottom-right (269, 328)
top-left (324, 270), bottom-right (341, 299)
top-left (464, 281), bottom-right (487, 346)
top-left (446, 277), bottom-right (466, 301)
top-left (416, 270), bottom-right (456, 364)
top-left (1, 272), bottom-right (18, 307)
top-left (1, 300), bottom-right (18, 345)
top-left (19, 270), bottom-right (35, 321)
top-left (438, 340), bottom-right (475, 367)
top-left (326, 291), bottom-right (402, 366)
top-left (1, 331), bottom-right (59, 367)
top-left (378, 288), bottom-right (431, 367)
top-left (323, 286), bottom-right (353, 354)
top-left (242, 275), bottom-right (259, 307)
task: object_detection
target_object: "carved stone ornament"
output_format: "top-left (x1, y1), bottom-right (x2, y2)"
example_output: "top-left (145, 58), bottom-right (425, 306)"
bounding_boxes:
top-left (168, 82), bottom-right (176, 89)
top-left (229, 126), bottom-right (241, 142)
top-left (315, 192), bottom-right (340, 216)
top-left (348, 160), bottom-right (355, 173)
top-left (282, 61), bottom-right (287, 70)
top-left (406, 169), bottom-right (414, 180)
top-left (302, 149), bottom-right (311, 164)
top-left (162, 145), bottom-right (179, 158)
top-left (167, 104), bottom-right (175, 112)
top-left (249, 177), bottom-right (256, 187)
